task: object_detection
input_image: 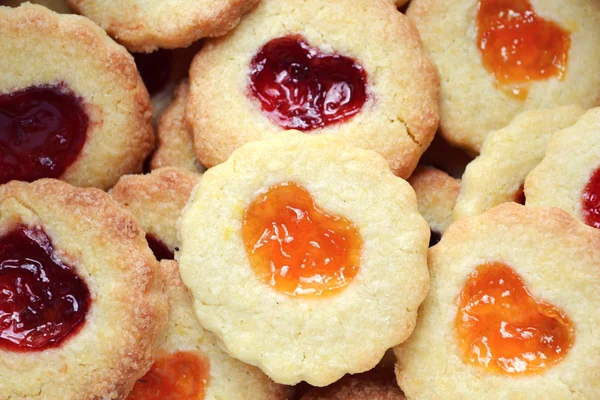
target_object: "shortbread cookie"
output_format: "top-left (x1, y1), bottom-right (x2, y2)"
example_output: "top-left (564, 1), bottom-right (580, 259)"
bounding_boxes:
top-left (525, 107), bottom-right (600, 229)
top-left (0, 4), bottom-right (153, 189)
top-left (395, 203), bottom-right (600, 399)
top-left (417, 134), bottom-right (473, 179)
top-left (151, 81), bottom-right (205, 174)
top-left (0, 0), bottom-right (71, 13)
top-left (407, 0), bottom-right (600, 153)
top-left (127, 260), bottom-right (290, 400)
top-left (0, 179), bottom-right (167, 400)
top-left (66, 0), bottom-right (261, 52)
top-left (454, 106), bottom-right (584, 219)
top-left (408, 166), bottom-right (460, 246)
top-left (110, 167), bottom-right (200, 260)
top-left (300, 371), bottom-right (405, 400)
top-left (186, 0), bottom-right (439, 178)
top-left (178, 132), bottom-right (430, 386)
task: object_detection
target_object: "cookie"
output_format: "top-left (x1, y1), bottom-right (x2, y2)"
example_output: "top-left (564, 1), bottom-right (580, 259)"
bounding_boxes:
top-left (395, 203), bottom-right (600, 399)
top-left (0, 179), bottom-right (167, 399)
top-left (407, 0), bottom-right (600, 153)
top-left (151, 81), bottom-right (205, 174)
top-left (0, 0), bottom-right (71, 13)
top-left (186, 0), bottom-right (439, 178)
top-left (0, 4), bottom-right (153, 189)
top-left (178, 132), bottom-right (430, 386)
top-left (454, 106), bottom-right (584, 219)
top-left (408, 166), bottom-right (460, 247)
top-left (525, 107), bottom-right (600, 229)
top-left (66, 0), bottom-right (261, 52)
top-left (299, 371), bottom-right (405, 400)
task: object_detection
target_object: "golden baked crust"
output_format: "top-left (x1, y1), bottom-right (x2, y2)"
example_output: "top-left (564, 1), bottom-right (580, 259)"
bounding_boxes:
top-left (395, 203), bottom-right (600, 399)
top-left (0, 4), bottom-right (154, 190)
top-left (151, 81), bottom-right (206, 174)
top-left (407, 0), bottom-right (600, 153)
top-left (178, 131), bottom-right (430, 386)
top-left (0, 179), bottom-right (168, 400)
top-left (300, 371), bottom-right (405, 400)
top-left (455, 106), bottom-right (584, 219)
top-left (66, 0), bottom-right (261, 52)
top-left (110, 167), bottom-right (200, 253)
top-left (0, 0), bottom-right (72, 13)
top-left (186, 0), bottom-right (440, 178)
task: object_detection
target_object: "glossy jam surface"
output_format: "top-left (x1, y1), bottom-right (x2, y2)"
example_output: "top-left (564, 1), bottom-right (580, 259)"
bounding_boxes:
top-left (476, 0), bottom-right (571, 99)
top-left (0, 84), bottom-right (88, 185)
top-left (455, 262), bottom-right (574, 375)
top-left (146, 234), bottom-right (174, 261)
top-left (127, 351), bottom-right (209, 400)
top-left (0, 225), bottom-right (90, 351)
top-left (249, 35), bottom-right (367, 131)
top-left (581, 166), bottom-right (600, 229)
top-left (133, 50), bottom-right (173, 96)
top-left (514, 183), bottom-right (526, 205)
top-left (242, 182), bottom-right (362, 297)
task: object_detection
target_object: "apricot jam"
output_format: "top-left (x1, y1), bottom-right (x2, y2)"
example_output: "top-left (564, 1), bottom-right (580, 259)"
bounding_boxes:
top-left (476, 0), bottom-right (570, 99)
top-left (455, 262), bottom-right (574, 375)
top-left (581, 166), bottom-right (600, 229)
top-left (242, 182), bottom-right (362, 297)
top-left (128, 351), bottom-right (209, 400)
top-left (249, 35), bottom-right (367, 131)
top-left (0, 225), bottom-right (90, 351)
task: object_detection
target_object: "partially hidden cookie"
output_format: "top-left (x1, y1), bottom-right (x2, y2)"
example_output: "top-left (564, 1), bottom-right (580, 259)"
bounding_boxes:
top-left (0, 179), bottom-right (167, 399)
top-left (178, 131), bottom-right (430, 386)
top-left (454, 106), bottom-right (584, 219)
top-left (66, 0), bottom-right (261, 52)
top-left (299, 370), bottom-right (405, 400)
top-left (525, 107), bottom-right (600, 229)
top-left (395, 203), bottom-right (600, 398)
top-left (0, 0), bottom-right (71, 13)
top-left (0, 4), bottom-right (153, 189)
top-left (407, 0), bottom-right (600, 153)
top-left (186, 0), bottom-right (439, 178)
top-left (407, 166), bottom-right (460, 246)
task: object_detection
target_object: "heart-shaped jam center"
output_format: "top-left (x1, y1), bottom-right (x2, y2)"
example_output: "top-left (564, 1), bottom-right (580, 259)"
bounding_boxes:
top-left (0, 225), bottom-right (90, 351)
top-left (581, 166), bottom-right (600, 229)
top-left (0, 84), bottom-right (88, 185)
top-left (127, 351), bottom-right (209, 400)
top-left (145, 234), bottom-right (174, 261)
top-left (455, 262), bottom-right (574, 375)
top-left (133, 49), bottom-right (173, 96)
top-left (242, 182), bottom-right (362, 297)
top-left (476, 0), bottom-right (571, 99)
top-left (249, 35), bottom-right (367, 131)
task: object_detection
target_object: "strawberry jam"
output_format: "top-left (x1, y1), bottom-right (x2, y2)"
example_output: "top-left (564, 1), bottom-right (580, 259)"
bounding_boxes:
top-left (455, 262), bottom-right (574, 375)
top-left (0, 84), bottom-right (88, 184)
top-left (145, 234), bottom-right (174, 261)
top-left (476, 0), bottom-right (571, 99)
top-left (133, 49), bottom-right (173, 96)
top-left (242, 182), bottom-right (362, 297)
top-left (581, 166), bottom-right (600, 229)
top-left (0, 225), bottom-right (90, 351)
top-left (249, 35), bottom-right (367, 131)
top-left (127, 351), bottom-right (209, 400)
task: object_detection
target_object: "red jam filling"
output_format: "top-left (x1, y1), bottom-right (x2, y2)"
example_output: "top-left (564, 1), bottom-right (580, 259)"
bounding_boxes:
top-left (145, 234), bottom-right (174, 261)
top-left (242, 182), bottom-right (362, 297)
top-left (581, 166), bottom-right (600, 229)
top-left (0, 225), bottom-right (90, 351)
top-left (455, 262), bottom-right (574, 375)
top-left (476, 0), bottom-right (571, 99)
top-left (127, 351), bottom-right (209, 400)
top-left (514, 183), bottom-right (526, 205)
top-left (0, 84), bottom-right (88, 185)
top-left (249, 35), bottom-right (367, 131)
top-left (133, 49), bottom-right (173, 96)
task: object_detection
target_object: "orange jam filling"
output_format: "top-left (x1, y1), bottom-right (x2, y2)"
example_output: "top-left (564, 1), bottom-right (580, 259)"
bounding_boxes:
top-left (476, 0), bottom-right (571, 99)
top-left (127, 351), bottom-right (209, 400)
top-left (455, 262), bottom-right (574, 375)
top-left (242, 182), bottom-right (362, 297)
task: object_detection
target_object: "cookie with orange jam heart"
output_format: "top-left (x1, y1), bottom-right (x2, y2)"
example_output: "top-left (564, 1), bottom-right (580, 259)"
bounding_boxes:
top-left (0, 0), bottom-right (72, 13)
top-left (407, 0), bottom-right (600, 153)
top-left (454, 106), bottom-right (584, 219)
top-left (525, 108), bottom-right (600, 230)
top-left (185, 0), bottom-right (439, 178)
top-left (0, 179), bottom-right (167, 400)
top-left (395, 203), bottom-right (600, 399)
top-left (0, 4), bottom-right (153, 190)
top-left (178, 132), bottom-right (430, 386)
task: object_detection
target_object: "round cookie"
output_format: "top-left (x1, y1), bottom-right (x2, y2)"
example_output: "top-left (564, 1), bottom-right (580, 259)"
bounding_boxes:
top-left (0, 4), bottom-right (153, 189)
top-left (407, 0), bottom-right (600, 153)
top-left (186, 0), bottom-right (439, 178)
top-left (0, 0), bottom-right (72, 13)
top-left (395, 203), bottom-right (600, 399)
top-left (300, 371), bottom-right (405, 400)
top-left (178, 131), bottom-right (430, 386)
top-left (66, 0), bottom-right (261, 52)
top-left (525, 107), bottom-right (600, 229)
top-left (454, 106), bottom-right (584, 219)
top-left (0, 179), bottom-right (167, 400)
